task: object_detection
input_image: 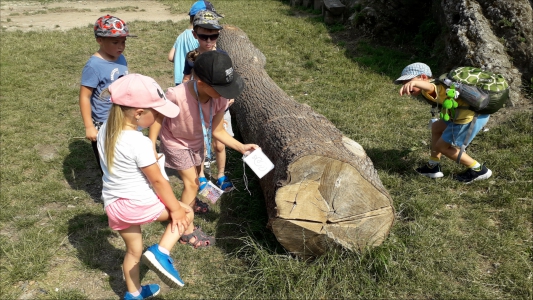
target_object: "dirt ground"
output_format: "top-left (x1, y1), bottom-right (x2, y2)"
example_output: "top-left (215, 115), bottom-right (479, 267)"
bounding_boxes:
top-left (0, 0), bottom-right (187, 32)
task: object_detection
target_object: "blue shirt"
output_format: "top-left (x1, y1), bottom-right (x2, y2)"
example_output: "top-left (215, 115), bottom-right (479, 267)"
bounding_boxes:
top-left (173, 29), bottom-right (199, 84)
top-left (81, 55), bottom-right (128, 122)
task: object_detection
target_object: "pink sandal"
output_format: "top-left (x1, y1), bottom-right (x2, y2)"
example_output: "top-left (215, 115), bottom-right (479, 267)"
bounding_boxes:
top-left (194, 198), bottom-right (209, 214)
top-left (179, 227), bottom-right (215, 248)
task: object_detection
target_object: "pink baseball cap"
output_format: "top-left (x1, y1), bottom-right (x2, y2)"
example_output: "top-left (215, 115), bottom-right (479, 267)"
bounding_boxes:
top-left (109, 74), bottom-right (179, 118)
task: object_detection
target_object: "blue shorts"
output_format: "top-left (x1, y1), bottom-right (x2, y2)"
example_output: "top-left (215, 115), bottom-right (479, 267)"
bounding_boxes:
top-left (442, 114), bottom-right (489, 147)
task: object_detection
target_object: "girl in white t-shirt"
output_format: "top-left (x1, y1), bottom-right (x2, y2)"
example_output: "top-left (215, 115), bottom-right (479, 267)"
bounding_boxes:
top-left (97, 74), bottom-right (193, 300)
top-left (149, 51), bottom-right (259, 248)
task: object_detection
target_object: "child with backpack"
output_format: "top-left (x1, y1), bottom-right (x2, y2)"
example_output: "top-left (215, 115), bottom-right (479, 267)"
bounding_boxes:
top-left (396, 62), bottom-right (494, 183)
top-left (79, 15), bottom-right (134, 175)
top-left (181, 9), bottom-right (235, 192)
top-left (97, 74), bottom-right (193, 299)
top-left (149, 51), bottom-right (259, 247)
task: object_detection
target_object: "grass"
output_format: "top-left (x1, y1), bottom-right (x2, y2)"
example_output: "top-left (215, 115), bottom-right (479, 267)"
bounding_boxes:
top-left (1, 0), bottom-right (532, 299)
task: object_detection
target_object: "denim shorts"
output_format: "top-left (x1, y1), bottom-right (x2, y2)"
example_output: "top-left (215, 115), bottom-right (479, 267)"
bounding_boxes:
top-left (442, 114), bottom-right (489, 147)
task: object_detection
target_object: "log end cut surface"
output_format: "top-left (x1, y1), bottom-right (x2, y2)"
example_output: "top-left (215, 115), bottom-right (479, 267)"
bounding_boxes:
top-left (271, 155), bottom-right (394, 257)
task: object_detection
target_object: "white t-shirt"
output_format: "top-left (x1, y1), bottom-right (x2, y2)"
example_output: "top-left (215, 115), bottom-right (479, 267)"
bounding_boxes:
top-left (97, 123), bottom-right (159, 208)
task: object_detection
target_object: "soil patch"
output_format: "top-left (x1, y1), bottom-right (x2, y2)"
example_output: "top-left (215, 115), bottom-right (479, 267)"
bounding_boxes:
top-left (0, 0), bottom-right (187, 32)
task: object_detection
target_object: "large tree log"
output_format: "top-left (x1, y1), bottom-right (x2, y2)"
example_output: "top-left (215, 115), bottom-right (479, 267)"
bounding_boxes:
top-left (217, 25), bottom-right (394, 258)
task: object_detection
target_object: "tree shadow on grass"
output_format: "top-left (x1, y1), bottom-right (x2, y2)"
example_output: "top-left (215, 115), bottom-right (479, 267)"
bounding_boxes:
top-left (63, 140), bottom-right (102, 203)
top-left (213, 145), bottom-right (284, 256)
top-left (67, 212), bottom-right (150, 298)
top-left (365, 147), bottom-right (419, 176)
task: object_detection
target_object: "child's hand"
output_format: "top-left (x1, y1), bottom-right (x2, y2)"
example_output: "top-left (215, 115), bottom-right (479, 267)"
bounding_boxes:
top-left (399, 81), bottom-right (418, 96)
top-left (242, 144), bottom-right (260, 156)
top-left (170, 202), bottom-right (193, 235)
top-left (85, 126), bottom-right (98, 142)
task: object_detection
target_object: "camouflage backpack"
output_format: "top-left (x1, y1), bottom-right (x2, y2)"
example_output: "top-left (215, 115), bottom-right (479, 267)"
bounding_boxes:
top-left (438, 67), bottom-right (509, 114)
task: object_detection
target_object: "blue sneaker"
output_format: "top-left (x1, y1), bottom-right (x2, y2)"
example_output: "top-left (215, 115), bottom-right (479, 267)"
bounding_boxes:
top-left (123, 284), bottom-right (160, 300)
top-left (142, 244), bottom-right (184, 288)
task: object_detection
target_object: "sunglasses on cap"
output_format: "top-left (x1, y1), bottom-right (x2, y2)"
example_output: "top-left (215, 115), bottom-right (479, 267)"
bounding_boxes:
top-left (195, 32), bottom-right (219, 41)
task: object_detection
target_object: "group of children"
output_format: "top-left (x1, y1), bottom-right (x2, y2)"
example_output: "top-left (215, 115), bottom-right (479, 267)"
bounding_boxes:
top-left (79, 2), bottom-right (257, 299)
top-left (78, 2), bottom-right (493, 299)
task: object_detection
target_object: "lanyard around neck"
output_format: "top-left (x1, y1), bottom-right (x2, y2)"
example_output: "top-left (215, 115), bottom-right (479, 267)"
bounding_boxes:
top-left (193, 81), bottom-right (213, 160)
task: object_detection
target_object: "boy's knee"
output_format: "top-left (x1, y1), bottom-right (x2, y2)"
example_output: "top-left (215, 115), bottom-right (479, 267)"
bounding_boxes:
top-left (214, 141), bottom-right (225, 153)
top-left (125, 247), bottom-right (143, 259)
top-left (184, 179), bottom-right (199, 191)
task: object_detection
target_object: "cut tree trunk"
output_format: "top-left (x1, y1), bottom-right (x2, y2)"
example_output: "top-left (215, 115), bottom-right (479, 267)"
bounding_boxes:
top-left (217, 25), bottom-right (394, 258)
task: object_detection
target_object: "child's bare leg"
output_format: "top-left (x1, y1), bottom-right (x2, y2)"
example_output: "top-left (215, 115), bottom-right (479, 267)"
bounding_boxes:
top-left (118, 225), bottom-right (143, 293)
top-left (430, 120), bottom-right (447, 159)
top-left (177, 166), bottom-right (201, 235)
top-left (198, 157), bottom-right (206, 178)
top-left (213, 138), bottom-right (226, 179)
top-left (156, 203), bottom-right (194, 251)
top-left (434, 138), bottom-right (475, 167)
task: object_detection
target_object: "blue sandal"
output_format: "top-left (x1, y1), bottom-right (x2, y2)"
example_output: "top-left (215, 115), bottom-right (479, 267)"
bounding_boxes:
top-left (198, 177), bottom-right (208, 191)
top-left (216, 175), bottom-right (234, 192)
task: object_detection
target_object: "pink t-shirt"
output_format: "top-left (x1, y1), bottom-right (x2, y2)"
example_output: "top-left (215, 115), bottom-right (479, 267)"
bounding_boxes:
top-left (160, 83), bottom-right (228, 152)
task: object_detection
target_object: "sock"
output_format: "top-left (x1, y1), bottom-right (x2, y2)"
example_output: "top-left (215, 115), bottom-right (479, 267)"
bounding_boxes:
top-left (158, 245), bottom-right (170, 255)
top-left (469, 161), bottom-right (481, 171)
top-left (130, 288), bottom-right (141, 297)
top-left (428, 156), bottom-right (440, 166)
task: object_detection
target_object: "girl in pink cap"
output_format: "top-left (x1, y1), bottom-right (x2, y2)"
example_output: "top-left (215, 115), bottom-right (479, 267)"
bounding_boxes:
top-left (97, 74), bottom-right (193, 299)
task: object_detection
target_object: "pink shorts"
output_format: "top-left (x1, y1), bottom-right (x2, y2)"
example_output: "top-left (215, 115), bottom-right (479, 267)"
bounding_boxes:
top-left (105, 198), bottom-right (166, 231)
top-left (161, 143), bottom-right (204, 171)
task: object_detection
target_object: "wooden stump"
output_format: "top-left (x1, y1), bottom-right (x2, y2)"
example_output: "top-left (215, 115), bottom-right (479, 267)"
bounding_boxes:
top-left (302, 0), bottom-right (313, 8)
top-left (323, 0), bottom-right (345, 25)
top-left (290, 0), bottom-right (303, 7)
top-left (314, 0), bottom-right (323, 11)
top-left (217, 26), bottom-right (394, 258)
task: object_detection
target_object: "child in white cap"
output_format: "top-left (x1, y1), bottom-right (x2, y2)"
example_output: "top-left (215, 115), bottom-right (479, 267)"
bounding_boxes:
top-left (97, 74), bottom-right (193, 299)
top-left (395, 63), bottom-right (492, 183)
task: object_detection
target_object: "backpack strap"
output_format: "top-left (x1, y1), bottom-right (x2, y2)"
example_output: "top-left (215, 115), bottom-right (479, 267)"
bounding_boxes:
top-left (456, 113), bottom-right (479, 164)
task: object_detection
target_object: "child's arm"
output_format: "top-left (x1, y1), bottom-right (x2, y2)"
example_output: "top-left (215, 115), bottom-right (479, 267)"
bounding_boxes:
top-left (211, 111), bottom-right (258, 154)
top-left (141, 163), bottom-right (193, 234)
top-left (168, 46), bottom-right (175, 62)
top-left (399, 80), bottom-right (436, 96)
top-left (181, 58), bottom-right (192, 83)
top-left (79, 85), bottom-right (97, 141)
top-left (148, 114), bottom-right (164, 156)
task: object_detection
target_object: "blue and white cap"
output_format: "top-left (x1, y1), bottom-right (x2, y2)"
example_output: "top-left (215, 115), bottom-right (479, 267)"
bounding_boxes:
top-left (189, 0), bottom-right (222, 17)
top-left (394, 62), bottom-right (432, 84)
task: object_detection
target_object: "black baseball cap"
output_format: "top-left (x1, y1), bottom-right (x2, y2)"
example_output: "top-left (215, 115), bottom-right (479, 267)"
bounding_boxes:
top-left (194, 51), bottom-right (244, 99)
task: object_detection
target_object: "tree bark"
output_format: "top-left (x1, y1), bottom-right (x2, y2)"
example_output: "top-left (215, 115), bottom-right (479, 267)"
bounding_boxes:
top-left (217, 25), bottom-right (394, 258)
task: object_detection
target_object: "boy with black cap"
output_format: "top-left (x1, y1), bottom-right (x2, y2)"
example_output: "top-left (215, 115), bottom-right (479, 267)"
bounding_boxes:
top-left (149, 51), bottom-right (258, 248)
